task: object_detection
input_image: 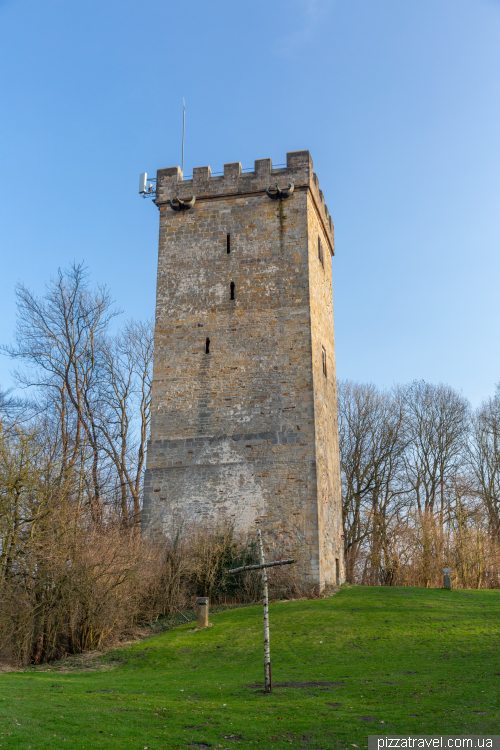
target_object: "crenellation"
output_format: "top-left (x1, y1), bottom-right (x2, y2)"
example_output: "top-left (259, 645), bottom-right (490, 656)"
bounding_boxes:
top-left (255, 157), bottom-right (272, 175)
top-left (193, 166), bottom-right (211, 182)
top-left (224, 161), bottom-right (242, 179)
top-left (286, 149), bottom-right (312, 172)
top-left (158, 165), bottom-right (183, 179)
top-left (155, 151), bottom-right (334, 253)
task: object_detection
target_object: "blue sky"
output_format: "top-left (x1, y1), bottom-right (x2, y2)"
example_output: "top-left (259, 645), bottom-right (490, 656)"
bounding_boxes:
top-left (1, 0), bottom-right (499, 405)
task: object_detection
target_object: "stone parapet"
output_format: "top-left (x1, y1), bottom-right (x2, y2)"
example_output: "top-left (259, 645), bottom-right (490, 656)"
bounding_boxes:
top-left (155, 150), bottom-right (334, 255)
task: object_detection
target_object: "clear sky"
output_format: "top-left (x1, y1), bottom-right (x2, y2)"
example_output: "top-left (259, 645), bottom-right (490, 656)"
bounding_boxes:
top-left (1, 0), bottom-right (499, 406)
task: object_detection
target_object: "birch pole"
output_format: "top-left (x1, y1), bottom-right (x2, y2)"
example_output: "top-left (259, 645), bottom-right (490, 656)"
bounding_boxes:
top-left (257, 529), bottom-right (272, 692)
top-left (228, 535), bottom-right (294, 694)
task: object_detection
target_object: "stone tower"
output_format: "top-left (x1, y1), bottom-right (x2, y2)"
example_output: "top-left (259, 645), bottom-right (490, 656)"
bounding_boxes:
top-left (143, 150), bottom-right (343, 588)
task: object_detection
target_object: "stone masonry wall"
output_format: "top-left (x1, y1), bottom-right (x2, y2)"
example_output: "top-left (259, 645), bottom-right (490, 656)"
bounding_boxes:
top-left (307, 194), bottom-right (345, 585)
top-left (143, 150), bottom-right (342, 586)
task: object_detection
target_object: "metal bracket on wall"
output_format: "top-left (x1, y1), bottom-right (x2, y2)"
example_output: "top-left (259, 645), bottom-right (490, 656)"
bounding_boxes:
top-left (265, 181), bottom-right (294, 200)
top-left (169, 196), bottom-right (196, 211)
top-left (139, 173), bottom-right (157, 199)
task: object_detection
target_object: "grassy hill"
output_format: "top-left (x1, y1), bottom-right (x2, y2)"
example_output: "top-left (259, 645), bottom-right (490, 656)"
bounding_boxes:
top-left (1, 586), bottom-right (499, 749)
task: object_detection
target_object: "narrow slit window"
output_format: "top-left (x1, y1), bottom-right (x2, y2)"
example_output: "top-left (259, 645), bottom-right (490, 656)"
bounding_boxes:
top-left (322, 346), bottom-right (327, 378)
top-left (205, 337), bottom-right (210, 354)
top-left (230, 281), bottom-right (235, 300)
top-left (227, 234), bottom-right (231, 254)
top-left (318, 236), bottom-right (324, 267)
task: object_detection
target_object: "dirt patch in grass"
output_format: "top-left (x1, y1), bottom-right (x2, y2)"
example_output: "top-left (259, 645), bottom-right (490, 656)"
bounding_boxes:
top-left (14, 627), bottom-right (157, 674)
top-left (24, 650), bottom-right (114, 674)
top-left (185, 724), bottom-right (211, 729)
top-left (247, 680), bottom-right (344, 689)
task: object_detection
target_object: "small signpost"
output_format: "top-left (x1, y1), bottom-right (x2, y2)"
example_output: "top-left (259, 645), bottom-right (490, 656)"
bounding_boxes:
top-left (228, 529), bottom-right (294, 693)
top-left (443, 568), bottom-right (452, 590)
top-left (196, 597), bottom-right (209, 628)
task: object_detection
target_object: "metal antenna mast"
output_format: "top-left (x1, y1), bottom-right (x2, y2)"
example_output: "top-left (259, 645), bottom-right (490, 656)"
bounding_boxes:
top-left (182, 98), bottom-right (185, 174)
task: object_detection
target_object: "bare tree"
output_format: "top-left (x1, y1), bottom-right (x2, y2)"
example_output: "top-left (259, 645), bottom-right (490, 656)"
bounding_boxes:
top-left (0, 418), bottom-right (63, 586)
top-left (3, 263), bottom-right (152, 528)
top-left (399, 381), bottom-right (469, 519)
top-left (4, 263), bottom-right (120, 522)
top-left (468, 389), bottom-right (500, 538)
top-left (398, 380), bottom-right (469, 586)
top-left (337, 381), bottom-right (406, 582)
top-left (95, 319), bottom-right (154, 531)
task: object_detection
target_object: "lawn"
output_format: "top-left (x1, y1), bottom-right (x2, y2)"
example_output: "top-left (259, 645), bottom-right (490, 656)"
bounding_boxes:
top-left (1, 586), bottom-right (499, 749)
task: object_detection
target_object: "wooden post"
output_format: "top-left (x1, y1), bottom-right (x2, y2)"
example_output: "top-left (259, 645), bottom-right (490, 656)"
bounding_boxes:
top-left (196, 597), bottom-right (209, 628)
top-left (257, 530), bottom-right (272, 693)
top-left (228, 538), bottom-right (294, 694)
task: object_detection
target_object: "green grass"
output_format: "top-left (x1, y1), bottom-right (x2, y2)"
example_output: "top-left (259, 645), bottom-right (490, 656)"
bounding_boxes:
top-left (1, 586), bottom-right (500, 749)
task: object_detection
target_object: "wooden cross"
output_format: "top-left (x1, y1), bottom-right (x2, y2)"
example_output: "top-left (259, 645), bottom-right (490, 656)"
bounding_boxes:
top-left (229, 529), bottom-right (295, 692)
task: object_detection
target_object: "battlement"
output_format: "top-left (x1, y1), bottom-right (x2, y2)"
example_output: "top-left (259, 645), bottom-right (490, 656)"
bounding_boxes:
top-left (155, 150), bottom-right (334, 254)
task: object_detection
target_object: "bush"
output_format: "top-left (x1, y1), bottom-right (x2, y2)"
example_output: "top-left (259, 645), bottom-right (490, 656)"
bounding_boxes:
top-left (0, 513), bottom-right (317, 667)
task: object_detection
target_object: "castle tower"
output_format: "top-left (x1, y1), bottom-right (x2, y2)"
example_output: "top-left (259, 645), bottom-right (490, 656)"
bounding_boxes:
top-left (143, 150), bottom-right (344, 587)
